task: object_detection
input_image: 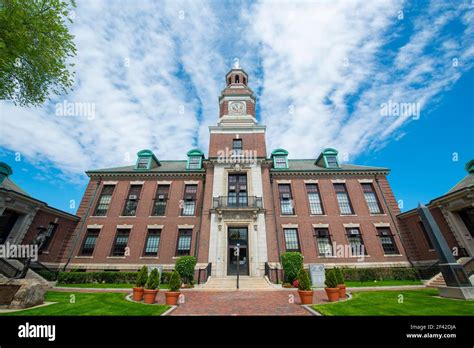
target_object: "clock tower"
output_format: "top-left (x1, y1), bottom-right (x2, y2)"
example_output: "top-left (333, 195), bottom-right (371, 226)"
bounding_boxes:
top-left (206, 61), bottom-right (269, 278)
top-left (218, 60), bottom-right (256, 121)
top-left (209, 61), bottom-right (266, 159)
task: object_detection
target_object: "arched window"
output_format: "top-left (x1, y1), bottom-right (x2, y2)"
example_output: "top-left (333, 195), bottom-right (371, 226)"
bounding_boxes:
top-left (228, 77), bottom-right (231, 85)
top-left (243, 77), bottom-right (246, 85)
top-left (235, 75), bottom-right (240, 83)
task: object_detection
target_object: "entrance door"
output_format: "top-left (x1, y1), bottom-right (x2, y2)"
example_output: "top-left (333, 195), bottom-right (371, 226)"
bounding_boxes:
top-left (0, 209), bottom-right (20, 244)
top-left (227, 227), bottom-right (249, 275)
top-left (228, 174), bottom-right (247, 207)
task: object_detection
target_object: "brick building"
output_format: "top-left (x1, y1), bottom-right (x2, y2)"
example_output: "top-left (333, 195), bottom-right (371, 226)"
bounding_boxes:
top-left (397, 160), bottom-right (474, 266)
top-left (64, 64), bottom-right (411, 277)
top-left (0, 162), bottom-right (80, 269)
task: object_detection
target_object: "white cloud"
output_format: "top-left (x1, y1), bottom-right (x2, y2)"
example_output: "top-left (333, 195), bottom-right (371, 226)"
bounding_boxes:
top-left (0, 0), bottom-right (472, 180)
top-left (0, 0), bottom-right (225, 177)
top-left (247, 0), bottom-right (474, 160)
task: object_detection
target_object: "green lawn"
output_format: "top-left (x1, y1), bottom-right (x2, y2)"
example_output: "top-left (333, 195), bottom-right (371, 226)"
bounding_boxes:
top-left (312, 289), bottom-right (474, 316)
top-left (0, 291), bottom-right (170, 316)
top-left (56, 283), bottom-right (169, 289)
top-left (345, 279), bottom-right (423, 287)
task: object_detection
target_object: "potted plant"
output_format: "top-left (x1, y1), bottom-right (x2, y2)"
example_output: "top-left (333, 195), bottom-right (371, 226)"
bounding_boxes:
top-left (132, 265), bottom-right (148, 301)
top-left (335, 267), bottom-right (346, 299)
top-left (296, 268), bottom-right (313, 305)
top-left (143, 268), bottom-right (160, 304)
top-left (324, 269), bottom-right (340, 302)
top-left (165, 271), bottom-right (181, 305)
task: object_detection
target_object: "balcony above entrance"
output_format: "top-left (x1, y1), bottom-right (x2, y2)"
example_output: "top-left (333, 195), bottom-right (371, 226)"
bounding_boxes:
top-left (212, 196), bottom-right (262, 209)
top-left (212, 196), bottom-right (264, 221)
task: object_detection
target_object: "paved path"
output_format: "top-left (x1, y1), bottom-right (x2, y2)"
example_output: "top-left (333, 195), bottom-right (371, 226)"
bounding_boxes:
top-left (168, 290), bottom-right (327, 316)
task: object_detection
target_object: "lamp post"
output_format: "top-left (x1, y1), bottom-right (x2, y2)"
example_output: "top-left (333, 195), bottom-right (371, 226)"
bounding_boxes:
top-left (234, 243), bottom-right (240, 289)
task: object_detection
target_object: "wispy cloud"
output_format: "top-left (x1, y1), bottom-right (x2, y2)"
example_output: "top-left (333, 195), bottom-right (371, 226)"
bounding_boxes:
top-left (0, 0), bottom-right (472, 179)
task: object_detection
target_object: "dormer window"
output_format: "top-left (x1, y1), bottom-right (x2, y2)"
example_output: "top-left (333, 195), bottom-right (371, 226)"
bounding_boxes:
top-left (274, 156), bottom-right (287, 169)
top-left (186, 149), bottom-right (204, 170)
top-left (137, 157), bottom-right (150, 169)
top-left (271, 148), bottom-right (289, 169)
top-left (326, 155), bottom-right (339, 168)
top-left (135, 149), bottom-right (160, 170)
top-left (316, 148), bottom-right (340, 169)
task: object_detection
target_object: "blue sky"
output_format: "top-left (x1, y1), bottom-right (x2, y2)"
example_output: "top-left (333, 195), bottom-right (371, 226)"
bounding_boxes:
top-left (0, 0), bottom-right (473, 214)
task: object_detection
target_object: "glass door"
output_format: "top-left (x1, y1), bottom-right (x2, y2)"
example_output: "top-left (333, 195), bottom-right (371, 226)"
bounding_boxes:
top-left (227, 227), bottom-right (249, 275)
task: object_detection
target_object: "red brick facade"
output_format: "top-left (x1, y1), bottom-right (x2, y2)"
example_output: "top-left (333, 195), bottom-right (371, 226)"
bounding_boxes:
top-left (61, 66), bottom-right (413, 273)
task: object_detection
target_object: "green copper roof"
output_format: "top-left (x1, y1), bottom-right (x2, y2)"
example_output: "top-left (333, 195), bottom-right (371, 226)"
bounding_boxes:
top-left (271, 148), bottom-right (289, 157)
top-left (87, 160), bottom-right (205, 175)
top-left (447, 159), bottom-right (474, 193)
top-left (187, 149), bottom-right (205, 157)
top-left (270, 159), bottom-right (389, 173)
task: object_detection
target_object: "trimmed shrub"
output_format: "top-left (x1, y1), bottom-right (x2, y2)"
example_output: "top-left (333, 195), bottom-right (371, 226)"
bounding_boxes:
top-left (135, 266), bottom-right (148, 287)
top-left (57, 271), bottom-right (139, 284)
top-left (334, 267), bottom-right (344, 285)
top-left (161, 272), bottom-right (173, 284)
top-left (325, 269), bottom-right (338, 288)
top-left (297, 268), bottom-right (312, 291)
top-left (35, 270), bottom-right (58, 281)
top-left (175, 256), bottom-right (197, 285)
top-left (280, 252), bottom-right (303, 283)
top-left (169, 271), bottom-right (181, 292)
top-left (334, 267), bottom-right (420, 282)
top-left (145, 269), bottom-right (160, 290)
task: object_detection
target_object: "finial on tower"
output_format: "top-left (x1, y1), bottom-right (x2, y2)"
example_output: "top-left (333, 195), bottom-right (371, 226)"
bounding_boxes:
top-left (233, 57), bottom-right (240, 69)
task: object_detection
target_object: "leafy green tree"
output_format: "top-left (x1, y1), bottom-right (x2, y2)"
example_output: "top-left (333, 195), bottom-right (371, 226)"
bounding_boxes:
top-left (0, 0), bottom-right (77, 106)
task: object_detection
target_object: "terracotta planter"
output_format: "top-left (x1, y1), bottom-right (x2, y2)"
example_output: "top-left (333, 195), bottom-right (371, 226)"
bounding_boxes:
top-left (143, 289), bottom-right (158, 304)
top-left (165, 291), bottom-right (180, 305)
top-left (338, 284), bottom-right (346, 299)
top-left (325, 287), bottom-right (340, 302)
top-left (132, 287), bottom-right (144, 301)
top-left (297, 290), bottom-right (314, 305)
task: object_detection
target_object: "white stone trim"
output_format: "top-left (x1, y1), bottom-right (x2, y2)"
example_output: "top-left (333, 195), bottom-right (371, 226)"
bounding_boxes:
top-left (282, 223), bottom-right (298, 228)
top-left (304, 179), bottom-right (319, 184)
top-left (358, 179), bottom-right (374, 183)
top-left (147, 224), bottom-right (164, 229)
top-left (178, 224), bottom-right (194, 229)
top-left (331, 179), bottom-right (346, 183)
top-left (157, 180), bottom-right (172, 185)
top-left (373, 222), bottom-right (391, 227)
top-left (312, 223), bottom-right (329, 228)
top-left (117, 224), bottom-right (133, 229)
top-left (87, 224), bottom-right (103, 229)
top-left (130, 181), bottom-right (144, 185)
top-left (184, 180), bottom-right (199, 185)
top-left (276, 179), bottom-right (291, 184)
top-left (103, 181), bottom-right (118, 185)
top-left (343, 223), bottom-right (360, 228)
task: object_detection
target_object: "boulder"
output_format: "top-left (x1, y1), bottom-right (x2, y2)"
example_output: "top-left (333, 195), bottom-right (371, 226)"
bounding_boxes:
top-left (2, 278), bottom-right (46, 309)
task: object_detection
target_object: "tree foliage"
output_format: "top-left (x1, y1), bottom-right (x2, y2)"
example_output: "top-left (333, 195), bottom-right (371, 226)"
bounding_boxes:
top-left (0, 0), bottom-right (77, 106)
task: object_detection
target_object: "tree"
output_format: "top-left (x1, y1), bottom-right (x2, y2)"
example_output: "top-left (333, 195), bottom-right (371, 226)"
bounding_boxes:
top-left (0, 0), bottom-right (77, 107)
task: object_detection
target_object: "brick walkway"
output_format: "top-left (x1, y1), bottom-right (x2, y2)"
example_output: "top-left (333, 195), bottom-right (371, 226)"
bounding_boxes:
top-left (168, 290), bottom-right (327, 316)
top-left (51, 287), bottom-right (332, 315)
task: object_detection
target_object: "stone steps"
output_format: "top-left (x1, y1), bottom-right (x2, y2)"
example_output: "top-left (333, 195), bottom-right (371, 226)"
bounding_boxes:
top-left (201, 277), bottom-right (275, 290)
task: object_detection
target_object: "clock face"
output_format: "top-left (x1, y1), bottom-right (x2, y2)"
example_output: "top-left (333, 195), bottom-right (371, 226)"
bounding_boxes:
top-left (229, 101), bottom-right (246, 115)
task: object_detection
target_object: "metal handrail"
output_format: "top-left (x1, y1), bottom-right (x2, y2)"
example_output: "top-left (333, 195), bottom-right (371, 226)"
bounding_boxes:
top-left (212, 196), bottom-right (263, 209)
